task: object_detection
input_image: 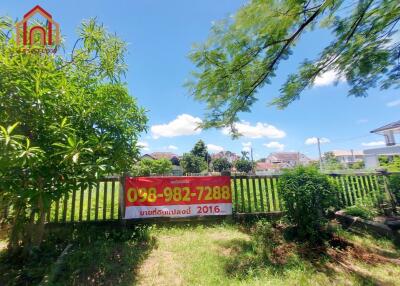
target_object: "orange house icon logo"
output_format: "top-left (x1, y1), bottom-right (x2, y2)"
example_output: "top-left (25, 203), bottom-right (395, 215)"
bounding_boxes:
top-left (15, 5), bottom-right (60, 47)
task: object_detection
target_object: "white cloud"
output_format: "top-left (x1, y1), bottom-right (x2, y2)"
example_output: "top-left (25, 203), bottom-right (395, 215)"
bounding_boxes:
top-left (207, 144), bottom-right (224, 153)
top-left (263, 141), bottom-right (285, 151)
top-left (151, 114), bottom-right (202, 139)
top-left (167, 145), bottom-right (178, 150)
top-left (222, 121), bottom-right (286, 139)
top-left (242, 142), bottom-right (252, 152)
top-left (314, 70), bottom-right (345, 87)
top-left (137, 141), bottom-right (150, 151)
top-left (387, 99), bottom-right (400, 107)
top-left (362, 141), bottom-right (385, 147)
top-left (305, 137), bottom-right (330, 145)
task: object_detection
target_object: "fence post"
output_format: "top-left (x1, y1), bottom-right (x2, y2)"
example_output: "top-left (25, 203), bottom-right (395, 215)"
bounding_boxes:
top-left (221, 170), bottom-right (234, 217)
top-left (118, 173), bottom-right (127, 224)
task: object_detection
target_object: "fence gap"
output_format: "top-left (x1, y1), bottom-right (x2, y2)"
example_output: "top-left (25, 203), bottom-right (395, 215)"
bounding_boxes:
top-left (95, 183), bottom-right (100, 221)
top-left (233, 177), bottom-right (239, 213)
top-left (258, 177), bottom-right (264, 212)
top-left (252, 178), bottom-right (258, 212)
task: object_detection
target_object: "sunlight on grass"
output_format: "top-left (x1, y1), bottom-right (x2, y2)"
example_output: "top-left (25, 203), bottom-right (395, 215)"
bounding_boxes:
top-left (135, 223), bottom-right (400, 286)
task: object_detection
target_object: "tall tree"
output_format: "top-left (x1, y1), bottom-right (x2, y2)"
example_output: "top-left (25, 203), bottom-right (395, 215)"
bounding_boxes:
top-left (191, 139), bottom-right (211, 169)
top-left (191, 140), bottom-right (210, 161)
top-left (187, 0), bottom-right (400, 132)
top-left (0, 18), bottom-right (147, 250)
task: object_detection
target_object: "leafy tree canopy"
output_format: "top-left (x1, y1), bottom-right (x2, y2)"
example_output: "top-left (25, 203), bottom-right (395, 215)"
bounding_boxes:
top-left (0, 17), bottom-right (147, 249)
top-left (234, 158), bottom-right (253, 173)
top-left (133, 158), bottom-right (173, 176)
top-left (212, 157), bottom-right (232, 172)
top-left (187, 0), bottom-right (400, 132)
top-left (180, 153), bottom-right (208, 174)
top-left (191, 140), bottom-right (211, 162)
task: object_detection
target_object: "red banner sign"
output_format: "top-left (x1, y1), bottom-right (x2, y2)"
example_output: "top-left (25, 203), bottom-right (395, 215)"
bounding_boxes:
top-left (124, 176), bottom-right (232, 219)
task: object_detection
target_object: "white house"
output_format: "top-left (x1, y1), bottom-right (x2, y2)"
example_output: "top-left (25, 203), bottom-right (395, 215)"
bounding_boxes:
top-left (363, 120), bottom-right (400, 169)
top-left (265, 152), bottom-right (311, 169)
top-left (330, 150), bottom-right (364, 165)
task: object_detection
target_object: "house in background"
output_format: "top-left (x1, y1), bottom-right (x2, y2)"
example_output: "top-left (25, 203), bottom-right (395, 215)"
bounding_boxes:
top-left (141, 152), bottom-right (183, 175)
top-left (211, 151), bottom-right (241, 163)
top-left (265, 152), bottom-right (311, 169)
top-left (364, 120), bottom-right (400, 169)
top-left (255, 162), bottom-right (279, 175)
top-left (330, 150), bottom-right (364, 166)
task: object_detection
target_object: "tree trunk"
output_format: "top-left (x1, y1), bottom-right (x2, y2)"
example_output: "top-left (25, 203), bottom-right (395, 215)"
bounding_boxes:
top-left (31, 195), bottom-right (46, 248)
top-left (8, 202), bottom-right (23, 251)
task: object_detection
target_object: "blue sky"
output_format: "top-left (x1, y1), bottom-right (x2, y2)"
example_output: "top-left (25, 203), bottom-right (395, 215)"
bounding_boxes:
top-left (2, 0), bottom-right (399, 159)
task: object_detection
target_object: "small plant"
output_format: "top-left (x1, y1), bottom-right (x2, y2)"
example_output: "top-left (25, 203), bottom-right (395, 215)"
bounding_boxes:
top-left (278, 166), bottom-right (339, 243)
top-left (344, 197), bottom-right (377, 220)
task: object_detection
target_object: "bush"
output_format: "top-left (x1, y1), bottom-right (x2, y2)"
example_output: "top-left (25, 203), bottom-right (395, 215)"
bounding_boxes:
top-left (278, 166), bottom-right (339, 243)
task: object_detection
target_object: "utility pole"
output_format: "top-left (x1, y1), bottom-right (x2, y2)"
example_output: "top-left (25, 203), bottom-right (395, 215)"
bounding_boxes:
top-left (317, 137), bottom-right (323, 170)
top-left (250, 147), bottom-right (255, 174)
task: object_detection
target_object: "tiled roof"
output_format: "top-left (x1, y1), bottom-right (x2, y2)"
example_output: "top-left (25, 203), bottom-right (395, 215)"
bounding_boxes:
top-left (211, 151), bottom-right (240, 160)
top-left (145, 152), bottom-right (179, 160)
top-left (255, 162), bottom-right (274, 170)
top-left (267, 152), bottom-right (310, 162)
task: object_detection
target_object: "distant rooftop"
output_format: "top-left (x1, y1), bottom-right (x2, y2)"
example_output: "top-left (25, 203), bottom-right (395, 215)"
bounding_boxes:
top-left (331, 150), bottom-right (363, 157)
top-left (371, 120), bottom-right (400, 135)
top-left (266, 152), bottom-right (310, 162)
top-left (143, 152), bottom-right (179, 160)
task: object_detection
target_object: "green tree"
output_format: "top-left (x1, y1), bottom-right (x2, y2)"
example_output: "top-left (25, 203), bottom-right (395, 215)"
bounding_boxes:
top-left (0, 18), bottom-right (147, 250)
top-left (191, 140), bottom-right (211, 166)
top-left (187, 0), bottom-right (400, 131)
top-left (180, 153), bottom-right (208, 174)
top-left (322, 152), bottom-right (344, 170)
top-left (133, 158), bottom-right (172, 176)
top-left (212, 157), bottom-right (232, 172)
top-left (234, 159), bottom-right (253, 173)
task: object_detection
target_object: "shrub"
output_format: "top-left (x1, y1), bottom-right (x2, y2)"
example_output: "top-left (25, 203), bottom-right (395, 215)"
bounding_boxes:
top-left (344, 195), bottom-right (377, 219)
top-left (278, 166), bottom-right (339, 243)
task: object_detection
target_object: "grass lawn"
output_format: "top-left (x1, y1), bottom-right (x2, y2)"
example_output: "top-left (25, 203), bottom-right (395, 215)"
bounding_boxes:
top-left (136, 223), bottom-right (400, 286)
top-left (1, 221), bottom-right (399, 285)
